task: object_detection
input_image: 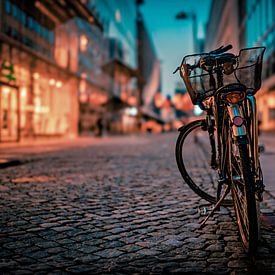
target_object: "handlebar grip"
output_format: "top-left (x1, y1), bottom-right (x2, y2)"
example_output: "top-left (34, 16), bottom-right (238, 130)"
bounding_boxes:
top-left (210, 44), bottom-right (233, 54)
top-left (220, 44), bottom-right (233, 53)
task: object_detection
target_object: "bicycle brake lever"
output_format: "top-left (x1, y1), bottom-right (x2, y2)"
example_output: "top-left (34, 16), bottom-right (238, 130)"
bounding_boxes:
top-left (173, 67), bottom-right (180, 74)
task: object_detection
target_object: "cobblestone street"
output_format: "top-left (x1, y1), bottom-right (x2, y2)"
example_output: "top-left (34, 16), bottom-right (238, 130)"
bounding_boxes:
top-left (0, 133), bottom-right (275, 274)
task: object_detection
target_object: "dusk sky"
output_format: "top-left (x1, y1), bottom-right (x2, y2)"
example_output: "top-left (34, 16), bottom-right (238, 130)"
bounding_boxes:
top-left (141, 0), bottom-right (212, 96)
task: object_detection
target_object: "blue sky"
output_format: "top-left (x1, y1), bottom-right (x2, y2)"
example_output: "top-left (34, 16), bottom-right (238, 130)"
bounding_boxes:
top-left (140, 0), bottom-right (212, 96)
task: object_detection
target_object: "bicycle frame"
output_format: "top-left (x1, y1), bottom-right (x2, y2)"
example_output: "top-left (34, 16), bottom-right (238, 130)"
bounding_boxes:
top-left (201, 93), bottom-right (263, 195)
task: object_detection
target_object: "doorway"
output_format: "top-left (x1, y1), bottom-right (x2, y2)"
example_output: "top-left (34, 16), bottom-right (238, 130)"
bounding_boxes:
top-left (0, 84), bottom-right (20, 142)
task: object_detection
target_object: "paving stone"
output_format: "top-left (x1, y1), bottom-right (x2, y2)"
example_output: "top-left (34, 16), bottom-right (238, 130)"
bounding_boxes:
top-left (161, 239), bottom-right (183, 247)
top-left (206, 243), bottom-right (224, 252)
top-left (95, 248), bottom-right (124, 258)
top-left (228, 259), bottom-right (250, 268)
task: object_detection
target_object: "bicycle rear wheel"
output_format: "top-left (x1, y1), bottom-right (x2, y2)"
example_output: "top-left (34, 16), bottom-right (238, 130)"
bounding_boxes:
top-left (230, 142), bottom-right (259, 255)
top-left (175, 119), bottom-right (232, 206)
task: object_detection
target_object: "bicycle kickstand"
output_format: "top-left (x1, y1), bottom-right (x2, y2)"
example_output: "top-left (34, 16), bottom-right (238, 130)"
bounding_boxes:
top-left (199, 184), bottom-right (230, 228)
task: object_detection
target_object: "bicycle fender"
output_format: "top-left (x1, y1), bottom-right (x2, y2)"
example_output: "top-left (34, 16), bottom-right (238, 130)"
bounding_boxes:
top-left (178, 125), bottom-right (186, 131)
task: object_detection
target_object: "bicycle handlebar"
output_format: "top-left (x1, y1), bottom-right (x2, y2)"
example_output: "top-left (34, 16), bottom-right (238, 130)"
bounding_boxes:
top-left (209, 44), bottom-right (233, 55)
top-left (173, 44), bottom-right (234, 74)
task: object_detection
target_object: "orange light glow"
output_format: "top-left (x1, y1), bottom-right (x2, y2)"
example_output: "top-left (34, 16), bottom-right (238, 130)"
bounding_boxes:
top-left (3, 87), bottom-right (10, 95)
top-left (79, 80), bottom-right (86, 93)
top-left (56, 81), bottom-right (63, 88)
top-left (80, 35), bottom-right (88, 52)
top-left (49, 79), bottom-right (56, 86)
top-left (33, 72), bottom-right (40, 80)
top-left (154, 93), bottom-right (165, 108)
top-left (20, 87), bottom-right (27, 98)
top-left (268, 96), bottom-right (275, 107)
top-left (181, 93), bottom-right (194, 111)
top-left (163, 98), bottom-right (171, 109)
top-left (128, 96), bottom-right (137, 106)
top-left (80, 93), bottom-right (88, 103)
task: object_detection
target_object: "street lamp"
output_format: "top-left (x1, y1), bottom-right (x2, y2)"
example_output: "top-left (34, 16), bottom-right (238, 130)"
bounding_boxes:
top-left (175, 11), bottom-right (197, 52)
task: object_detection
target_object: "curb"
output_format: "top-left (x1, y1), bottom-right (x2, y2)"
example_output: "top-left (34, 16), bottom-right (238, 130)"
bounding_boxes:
top-left (0, 159), bottom-right (31, 169)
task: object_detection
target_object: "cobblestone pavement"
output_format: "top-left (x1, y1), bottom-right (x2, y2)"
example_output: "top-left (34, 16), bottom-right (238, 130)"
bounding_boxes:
top-left (0, 133), bottom-right (275, 274)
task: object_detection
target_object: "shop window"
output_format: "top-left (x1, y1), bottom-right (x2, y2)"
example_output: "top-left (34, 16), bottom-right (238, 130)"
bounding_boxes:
top-left (49, 32), bottom-right (54, 44)
top-left (269, 108), bottom-right (275, 120)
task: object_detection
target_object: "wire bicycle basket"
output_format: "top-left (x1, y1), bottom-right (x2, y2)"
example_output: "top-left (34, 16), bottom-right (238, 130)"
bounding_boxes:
top-left (180, 47), bottom-right (265, 105)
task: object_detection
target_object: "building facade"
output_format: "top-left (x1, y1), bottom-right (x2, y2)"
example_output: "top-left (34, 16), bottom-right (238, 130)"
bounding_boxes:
top-left (87, 0), bottom-right (139, 134)
top-left (0, 0), bottom-right (101, 142)
top-left (204, 0), bottom-right (240, 53)
top-left (242, 0), bottom-right (275, 131)
top-left (55, 17), bottom-right (109, 135)
top-left (137, 8), bottom-right (163, 133)
top-left (205, 0), bottom-right (275, 131)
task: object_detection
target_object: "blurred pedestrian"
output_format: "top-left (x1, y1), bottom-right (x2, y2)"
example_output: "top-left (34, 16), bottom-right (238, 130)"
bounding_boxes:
top-left (96, 117), bottom-right (103, 137)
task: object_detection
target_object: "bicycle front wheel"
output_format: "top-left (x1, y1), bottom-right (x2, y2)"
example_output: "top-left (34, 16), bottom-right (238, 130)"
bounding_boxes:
top-left (230, 142), bottom-right (259, 255)
top-left (175, 119), bottom-right (232, 206)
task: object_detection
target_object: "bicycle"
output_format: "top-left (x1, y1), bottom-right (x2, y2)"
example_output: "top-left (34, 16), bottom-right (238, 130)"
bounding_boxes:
top-left (174, 45), bottom-right (265, 255)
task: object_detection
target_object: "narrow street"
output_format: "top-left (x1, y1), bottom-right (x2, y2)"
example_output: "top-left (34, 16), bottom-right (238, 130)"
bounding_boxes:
top-left (0, 133), bottom-right (274, 274)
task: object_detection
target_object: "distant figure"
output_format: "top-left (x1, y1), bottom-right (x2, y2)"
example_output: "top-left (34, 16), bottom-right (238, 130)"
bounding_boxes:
top-left (96, 117), bottom-right (103, 137)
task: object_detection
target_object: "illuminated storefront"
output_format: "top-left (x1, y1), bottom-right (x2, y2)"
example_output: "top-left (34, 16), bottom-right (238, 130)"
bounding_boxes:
top-left (0, 0), bottom-right (103, 141)
top-left (0, 43), bottom-right (78, 141)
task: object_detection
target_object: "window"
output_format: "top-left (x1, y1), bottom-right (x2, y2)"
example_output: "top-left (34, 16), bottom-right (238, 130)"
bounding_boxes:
top-left (21, 12), bottom-right (26, 26)
top-left (11, 3), bottom-right (18, 18)
top-left (5, 0), bottom-right (11, 14)
top-left (33, 20), bottom-right (40, 34)
top-left (269, 108), bottom-right (275, 120)
top-left (49, 32), bottom-right (54, 44)
top-left (27, 17), bottom-right (34, 30)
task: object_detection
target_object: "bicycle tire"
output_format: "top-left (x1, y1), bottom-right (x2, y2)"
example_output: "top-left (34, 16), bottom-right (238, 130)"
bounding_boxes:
top-left (175, 119), bottom-right (232, 206)
top-left (231, 143), bottom-right (259, 255)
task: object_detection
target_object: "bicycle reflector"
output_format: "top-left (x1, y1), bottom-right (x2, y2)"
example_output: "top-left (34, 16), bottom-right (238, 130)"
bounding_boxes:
top-left (224, 92), bottom-right (245, 104)
top-left (233, 116), bottom-right (244, 127)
